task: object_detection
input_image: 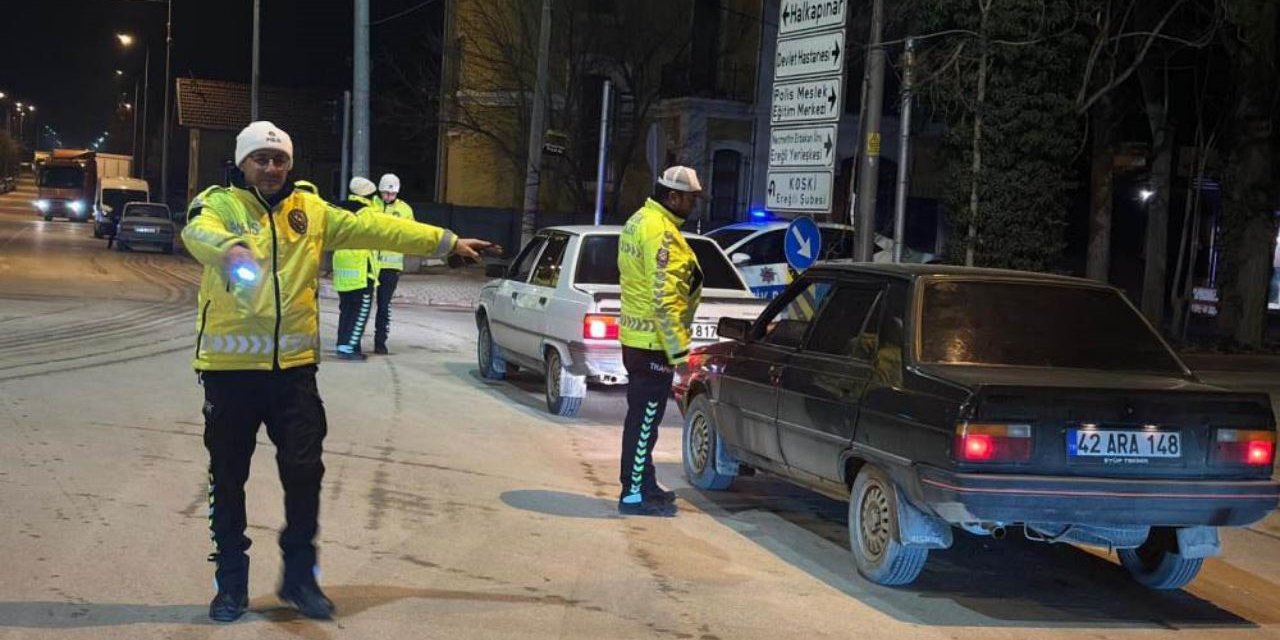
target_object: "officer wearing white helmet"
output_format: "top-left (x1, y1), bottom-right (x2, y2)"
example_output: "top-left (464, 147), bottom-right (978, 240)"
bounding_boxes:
top-left (331, 177), bottom-right (381, 360)
top-left (182, 122), bottom-right (498, 622)
top-left (372, 173), bottom-right (413, 354)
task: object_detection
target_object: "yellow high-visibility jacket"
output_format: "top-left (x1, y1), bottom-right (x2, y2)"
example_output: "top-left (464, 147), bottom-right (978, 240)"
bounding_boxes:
top-left (376, 198), bottom-right (415, 270)
top-left (332, 194), bottom-right (380, 292)
top-left (618, 198), bottom-right (703, 365)
top-left (182, 182), bottom-right (457, 371)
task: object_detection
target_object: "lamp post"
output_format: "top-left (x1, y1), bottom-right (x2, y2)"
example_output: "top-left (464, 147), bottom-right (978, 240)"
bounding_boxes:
top-left (117, 32), bottom-right (150, 179)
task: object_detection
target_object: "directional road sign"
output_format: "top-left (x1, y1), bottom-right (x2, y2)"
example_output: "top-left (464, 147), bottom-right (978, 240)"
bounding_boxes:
top-left (774, 30), bottom-right (845, 80)
top-left (784, 215), bottom-right (823, 271)
top-left (779, 0), bottom-right (849, 37)
top-left (769, 124), bottom-right (837, 168)
top-left (770, 77), bottom-right (843, 125)
top-left (766, 171), bottom-right (835, 213)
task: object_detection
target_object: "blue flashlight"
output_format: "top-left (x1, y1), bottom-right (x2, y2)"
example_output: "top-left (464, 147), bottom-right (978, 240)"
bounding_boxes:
top-left (231, 262), bottom-right (261, 286)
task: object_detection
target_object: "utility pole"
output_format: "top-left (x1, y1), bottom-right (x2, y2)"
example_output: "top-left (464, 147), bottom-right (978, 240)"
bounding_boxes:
top-left (131, 79), bottom-right (140, 174)
top-left (352, 0), bottom-right (371, 178)
top-left (251, 0), bottom-right (261, 120)
top-left (520, 0), bottom-right (553, 248)
top-left (592, 79), bottom-right (612, 226)
top-left (853, 0), bottom-right (886, 262)
top-left (339, 91), bottom-right (352, 199)
top-left (140, 46), bottom-right (150, 180)
top-left (160, 0), bottom-right (172, 204)
top-left (892, 37), bottom-right (915, 263)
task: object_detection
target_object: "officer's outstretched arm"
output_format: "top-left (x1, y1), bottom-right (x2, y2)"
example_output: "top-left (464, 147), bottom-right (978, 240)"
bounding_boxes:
top-left (181, 202), bottom-right (245, 267)
top-left (323, 205), bottom-right (458, 257)
top-left (646, 227), bottom-right (693, 365)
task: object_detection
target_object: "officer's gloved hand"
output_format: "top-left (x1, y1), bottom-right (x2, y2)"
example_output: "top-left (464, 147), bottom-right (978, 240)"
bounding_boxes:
top-left (223, 244), bottom-right (261, 293)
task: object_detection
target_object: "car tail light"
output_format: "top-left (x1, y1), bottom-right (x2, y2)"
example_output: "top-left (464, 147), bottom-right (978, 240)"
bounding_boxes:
top-left (583, 314), bottom-right (619, 340)
top-left (954, 422), bottom-right (1032, 463)
top-left (1211, 429), bottom-right (1276, 467)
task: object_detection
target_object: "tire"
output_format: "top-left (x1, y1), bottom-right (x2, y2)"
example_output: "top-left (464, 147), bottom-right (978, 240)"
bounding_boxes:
top-left (849, 464), bottom-right (929, 586)
top-left (1118, 528), bottom-right (1204, 590)
top-left (682, 394), bottom-right (737, 490)
top-left (115, 241), bottom-right (129, 252)
top-left (93, 229), bottom-right (103, 239)
top-left (163, 242), bottom-right (175, 255)
top-left (43, 215), bottom-right (52, 222)
top-left (544, 349), bottom-right (584, 417)
top-left (476, 319), bottom-right (507, 380)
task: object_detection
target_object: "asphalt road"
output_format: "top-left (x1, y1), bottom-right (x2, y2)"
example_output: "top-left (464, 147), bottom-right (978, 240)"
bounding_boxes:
top-left (3, 174), bottom-right (1280, 639)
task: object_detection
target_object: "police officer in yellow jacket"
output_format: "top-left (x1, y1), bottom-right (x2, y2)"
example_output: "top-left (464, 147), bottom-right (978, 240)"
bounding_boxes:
top-left (616, 166), bottom-right (704, 517)
top-left (183, 122), bottom-right (494, 622)
top-left (372, 173), bottom-right (413, 354)
top-left (332, 177), bottom-right (380, 360)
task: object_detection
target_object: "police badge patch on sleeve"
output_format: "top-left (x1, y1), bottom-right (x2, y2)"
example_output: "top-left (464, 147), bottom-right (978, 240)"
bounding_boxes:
top-left (287, 209), bottom-right (309, 234)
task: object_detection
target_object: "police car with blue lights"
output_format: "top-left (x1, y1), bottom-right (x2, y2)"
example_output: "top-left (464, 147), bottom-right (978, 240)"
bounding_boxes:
top-left (705, 212), bottom-right (936, 299)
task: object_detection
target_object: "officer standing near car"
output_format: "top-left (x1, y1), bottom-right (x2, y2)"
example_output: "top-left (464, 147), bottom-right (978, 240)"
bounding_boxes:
top-left (331, 177), bottom-right (380, 360)
top-left (616, 165), bottom-right (705, 517)
top-left (183, 121), bottom-right (495, 622)
top-left (371, 173), bottom-right (413, 355)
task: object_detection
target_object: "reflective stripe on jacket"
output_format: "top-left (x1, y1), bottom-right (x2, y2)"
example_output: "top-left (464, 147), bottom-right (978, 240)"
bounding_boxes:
top-left (617, 198), bottom-right (702, 364)
top-left (376, 199), bottom-right (415, 270)
top-left (183, 183), bottom-right (457, 371)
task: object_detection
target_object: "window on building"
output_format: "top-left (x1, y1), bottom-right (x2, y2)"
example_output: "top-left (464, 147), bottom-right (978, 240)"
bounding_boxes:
top-left (710, 149), bottom-right (741, 224)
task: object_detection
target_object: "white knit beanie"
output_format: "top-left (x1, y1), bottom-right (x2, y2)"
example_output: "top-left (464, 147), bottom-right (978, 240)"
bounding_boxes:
top-left (348, 176), bottom-right (376, 197)
top-left (235, 121), bottom-right (294, 168)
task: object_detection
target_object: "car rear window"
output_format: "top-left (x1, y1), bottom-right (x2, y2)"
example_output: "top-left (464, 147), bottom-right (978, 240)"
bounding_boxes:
top-left (126, 205), bottom-right (170, 219)
top-left (706, 228), bottom-right (753, 249)
top-left (575, 235), bottom-right (746, 290)
top-left (918, 280), bottom-right (1184, 373)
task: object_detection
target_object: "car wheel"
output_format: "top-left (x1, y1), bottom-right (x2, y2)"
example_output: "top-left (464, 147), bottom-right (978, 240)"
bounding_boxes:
top-left (43, 215), bottom-right (53, 222)
top-left (1118, 528), bottom-right (1203, 590)
top-left (849, 464), bottom-right (929, 586)
top-left (544, 349), bottom-right (584, 417)
top-left (476, 319), bottom-right (507, 380)
top-left (93, 229), bottom-right (103, 239)
top-left (115, 241), bottom-right (129, 252)
top-left (162, 242), bottom-right (175, 255)
top-left (682, 394), bottom-right (737, 490)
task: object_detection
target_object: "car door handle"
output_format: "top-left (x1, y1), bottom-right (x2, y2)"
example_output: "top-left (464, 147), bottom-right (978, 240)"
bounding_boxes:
top-left (539, 296), bottom-right (547, 305)
top-left (511, 291), bottom-right (519, 301)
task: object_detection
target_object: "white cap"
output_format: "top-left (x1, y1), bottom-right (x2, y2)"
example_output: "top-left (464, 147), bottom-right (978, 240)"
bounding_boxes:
top-left (348, 176), bottom-right (376, 197)
top-left (378, 173), bottom-right (401, 193)
top-left (235, 121), bottom-right (293, 168)
top-left (657, 165), bottom-right (702, 193)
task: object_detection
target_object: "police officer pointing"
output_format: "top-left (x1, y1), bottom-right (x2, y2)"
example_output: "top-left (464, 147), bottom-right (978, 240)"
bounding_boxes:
top-left (183, 121), bottom-right (495, 622)
top-left (616, 166), bottom-right (704, 517)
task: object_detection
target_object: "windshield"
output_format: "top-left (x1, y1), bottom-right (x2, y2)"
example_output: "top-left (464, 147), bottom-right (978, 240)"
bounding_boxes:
top-left (39, 166), bottom-right (85, 189)
top-left (918, 280), bottom-right (1184, 373)
top-left (124, 204), bottom-right (170, 219)
top-left (705, 228), bottom-right (754, 249)
top-left (103, 189), bottom-right (148, 215)
top-left (575, 235), bottom-right (747, 290)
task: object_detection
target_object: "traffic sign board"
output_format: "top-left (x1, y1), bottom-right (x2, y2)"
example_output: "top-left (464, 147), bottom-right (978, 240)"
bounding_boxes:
top-left (770, 77), bottom-right (843, 125)
top-left (779, 0), bottom-right (849, 37)
top-left (784, 215), bottom-right (823, 271)
top-left (769, 125), bottom-right (837, 168)
top-left (766, 171), bottom-right (835, 213)
top-left (774, 30), bottom-right (845, 80)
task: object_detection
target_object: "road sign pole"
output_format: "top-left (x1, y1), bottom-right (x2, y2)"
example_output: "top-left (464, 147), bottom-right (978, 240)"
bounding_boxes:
top-left (892, 37), bottom-right (915, 263)
top-left (592, 79), bottom-right (611, 226)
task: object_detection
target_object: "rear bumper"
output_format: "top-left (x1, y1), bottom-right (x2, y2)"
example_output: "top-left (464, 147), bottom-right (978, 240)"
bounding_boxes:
top-left (116, 230), bottom-right (174, 246)
top-left (567, 341), bottom-right (628, 384)
top-left (916, 465), bottom-right (1280, 528)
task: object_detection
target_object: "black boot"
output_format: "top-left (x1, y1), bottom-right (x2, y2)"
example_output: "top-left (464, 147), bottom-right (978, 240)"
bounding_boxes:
top-left (643, 487), bottom-right (677, 505)
top-left (617, 497), bottom-right (677, 517)
top-left (209, 559), bottom-right (249, 622)
top-left (278, 573), bottom-right (334, 620)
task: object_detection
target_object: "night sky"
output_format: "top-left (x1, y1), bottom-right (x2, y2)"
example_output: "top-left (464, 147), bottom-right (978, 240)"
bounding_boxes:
top-left (0, 0), bottom-right (434, 151)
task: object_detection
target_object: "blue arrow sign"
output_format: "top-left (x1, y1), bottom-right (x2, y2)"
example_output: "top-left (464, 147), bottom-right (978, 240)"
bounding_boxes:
top-left (785, 216), bottom-right (822, 271)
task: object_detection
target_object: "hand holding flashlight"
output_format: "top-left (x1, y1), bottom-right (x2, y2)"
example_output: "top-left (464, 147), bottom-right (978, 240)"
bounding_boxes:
top-left (223, 244), bottom-right (260, 287)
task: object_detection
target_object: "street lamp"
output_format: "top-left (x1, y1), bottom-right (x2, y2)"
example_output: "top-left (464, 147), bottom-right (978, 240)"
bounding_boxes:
top-left (116, 33), bottom-right (134, 47)
top-left (117, 32), bottom-right (149, 179)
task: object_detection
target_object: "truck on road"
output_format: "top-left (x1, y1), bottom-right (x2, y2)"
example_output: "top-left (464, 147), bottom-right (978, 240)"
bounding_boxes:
top-left (34, 150), bottom-right (133, 222)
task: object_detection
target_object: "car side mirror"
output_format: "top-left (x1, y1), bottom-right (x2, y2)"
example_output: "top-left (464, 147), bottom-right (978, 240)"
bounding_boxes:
top-left (484, 263), bottom-right (508, 279)
top-left (731, 252), bottom-right (751, 266)
top-left (718, 317), bottom-right (750, 342)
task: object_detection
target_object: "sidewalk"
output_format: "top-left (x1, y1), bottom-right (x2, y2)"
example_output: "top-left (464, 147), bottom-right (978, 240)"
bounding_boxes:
top-left (318, 265), bottom-right (487, 309)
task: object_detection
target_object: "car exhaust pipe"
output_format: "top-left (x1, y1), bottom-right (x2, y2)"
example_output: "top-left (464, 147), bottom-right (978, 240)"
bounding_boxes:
top-left (990, 526), bottom-right (1006, 540)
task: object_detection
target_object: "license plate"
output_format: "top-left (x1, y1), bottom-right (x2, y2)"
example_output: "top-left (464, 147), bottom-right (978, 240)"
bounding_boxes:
top-left (135, 227), bottom-right (158, 234)
top-left (1068, 429), bottom-right (1182, 459)
top-left (691, 322), bottom-right (718, 341)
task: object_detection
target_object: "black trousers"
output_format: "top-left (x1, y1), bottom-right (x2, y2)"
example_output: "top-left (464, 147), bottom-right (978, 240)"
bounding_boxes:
top-left (374, 269), bottom-right (400, 349)
top-left (201, 365), bottom-right (327, 588)
top-left (337, 285), bottom-right (373, 354)
top-left (619, 346), bottom-right (674, 501)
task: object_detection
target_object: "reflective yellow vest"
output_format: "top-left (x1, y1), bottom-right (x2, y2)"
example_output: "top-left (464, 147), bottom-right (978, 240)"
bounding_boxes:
top-left (617, 198), bottom-right (702, 364)
top-left (376, 198), bottom-right (415, 270)
top-left (183, 183), bottom-right (457, 371)
top-left (332, 195), bottom-right (380, 292)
